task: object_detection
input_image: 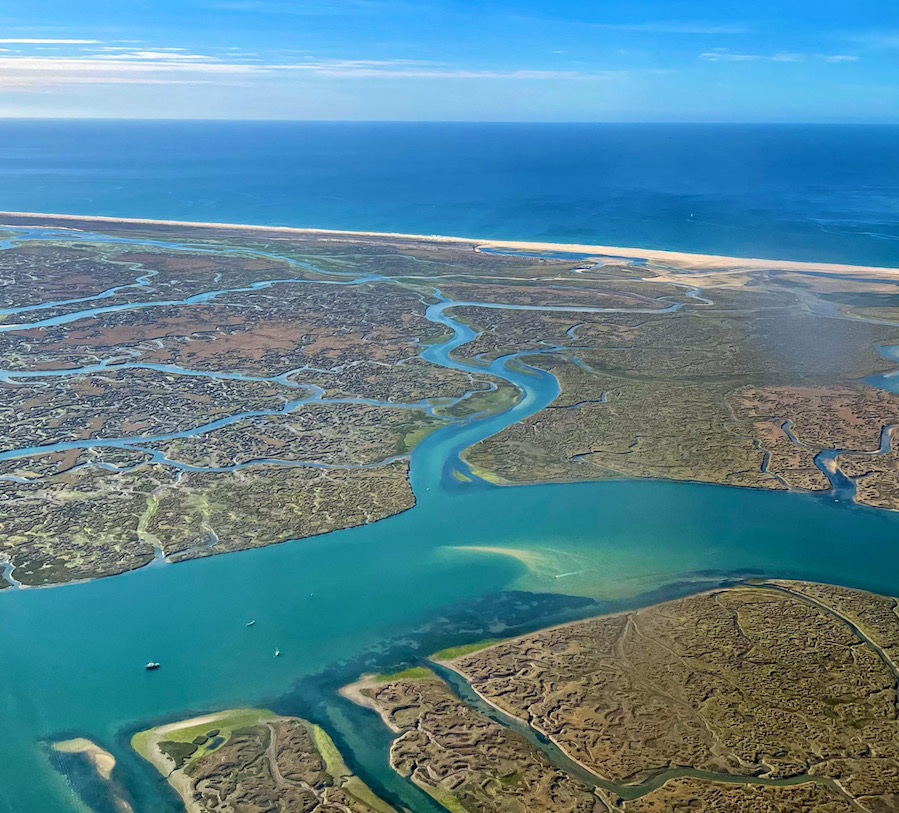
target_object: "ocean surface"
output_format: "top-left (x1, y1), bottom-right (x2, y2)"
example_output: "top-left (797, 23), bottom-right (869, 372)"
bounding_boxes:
top-left (0, 121), bottom-right (897, 264)
top-left (0, 122), bottom-right (898, 813)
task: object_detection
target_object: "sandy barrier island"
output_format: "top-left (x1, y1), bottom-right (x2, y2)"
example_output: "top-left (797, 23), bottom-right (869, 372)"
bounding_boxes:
top-left (0, 210), bottom-right (897, 277)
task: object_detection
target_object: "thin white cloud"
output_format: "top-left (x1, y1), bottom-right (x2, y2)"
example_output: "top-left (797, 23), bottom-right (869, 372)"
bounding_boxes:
top-left (0, 56), bottom-right (252, 72)
top-left (269, 58), bottom-right (619, 79)
top-left (700, 50), bottom-right (759, 62)
top-left (702, 49), bottom-right (860, 64)
top-left (0, 56), bottom-right (256, 88)
top-left (595, 21), bottom-right (748, 34)
top-left (93, 51), bottom-right (218, 61)
top-left (94, 46), bottom-right (182, 52)
top-left (0, 53), bottom-right (619, 89)
top-left (0, 38), bottom-right (101, 44)
top-left (845, 32), bottom-right (899, 50)
top-left (310, 67), bottom-right (605, 79)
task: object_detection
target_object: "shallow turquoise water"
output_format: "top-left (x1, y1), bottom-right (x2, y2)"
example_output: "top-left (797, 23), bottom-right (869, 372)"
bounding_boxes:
top-left (5, 308), bottom-right (899, 812)
top-left (5, 474), bottom-right (899, 811)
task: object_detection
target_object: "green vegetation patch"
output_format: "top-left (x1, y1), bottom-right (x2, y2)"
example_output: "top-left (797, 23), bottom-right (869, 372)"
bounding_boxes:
top-left (372, 666), bottom-right (433, 682)
top-left (435, 384), bottom-right (521, 419)
top-left (132, 708), bottom-right (275, 765)
top-left (459, 463), bottom-right (505, 484)
top-left (312, 724), bottom-right (349, 780)
top-left (312, 725), bottom-right (398, 813)
top-left (393, 418), bottom-right (444, 455)
top-left (430, 640), bottom-right (501, 661)
top-left (158, 740), bottom-right (198, 770)
top-left (423, 788), bottom-right (468, 813)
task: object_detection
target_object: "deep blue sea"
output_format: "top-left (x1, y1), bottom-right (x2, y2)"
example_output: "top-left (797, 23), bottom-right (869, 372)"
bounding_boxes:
top-left (0, 121), bottom-right (896, 265)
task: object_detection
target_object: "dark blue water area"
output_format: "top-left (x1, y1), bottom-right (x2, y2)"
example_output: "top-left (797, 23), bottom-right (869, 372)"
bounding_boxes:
top-left (0, 121), bottom-right (896, 265)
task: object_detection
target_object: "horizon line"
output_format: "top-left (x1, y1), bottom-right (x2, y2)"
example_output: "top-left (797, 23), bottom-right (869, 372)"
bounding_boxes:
top-left (0, 117), bottom-right (896, 125)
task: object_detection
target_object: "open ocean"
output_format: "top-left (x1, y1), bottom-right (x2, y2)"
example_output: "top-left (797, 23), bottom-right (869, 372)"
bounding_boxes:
top-left (0, 121), bottom-right (896, 265)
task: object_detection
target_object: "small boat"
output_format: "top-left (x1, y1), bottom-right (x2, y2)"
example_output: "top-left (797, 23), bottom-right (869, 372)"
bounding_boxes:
top-left (246, 620), bottom-right (256, 627)
top-left (274, 649), bottom-right (280, 657)
top-left (145, 662), bottom-right (161, 670)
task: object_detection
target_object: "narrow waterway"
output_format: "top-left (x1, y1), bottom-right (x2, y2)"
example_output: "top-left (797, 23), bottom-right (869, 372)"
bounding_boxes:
top-left (430, 662), bottom-right (863, 808)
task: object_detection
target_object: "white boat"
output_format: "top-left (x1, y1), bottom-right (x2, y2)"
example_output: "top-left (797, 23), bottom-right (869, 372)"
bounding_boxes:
top-left (274, 649), bottom-right (280, 657)
top-left (246, 620), bottom-right (255, 627)
top-left (145, 662), bottom-right (160, 670)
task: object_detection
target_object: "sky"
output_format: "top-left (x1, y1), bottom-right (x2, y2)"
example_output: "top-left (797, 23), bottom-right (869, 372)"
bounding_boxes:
top-left (0, 0), bottom-right (895, 121)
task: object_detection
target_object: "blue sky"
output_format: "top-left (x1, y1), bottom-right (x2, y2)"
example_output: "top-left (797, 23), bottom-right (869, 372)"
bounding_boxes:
top-left (0, 0), bottom-right (895, 120)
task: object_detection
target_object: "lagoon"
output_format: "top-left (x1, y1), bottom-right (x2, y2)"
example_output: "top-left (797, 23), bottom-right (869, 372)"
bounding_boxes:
top-left (4, 235), bottom-right (899, 810)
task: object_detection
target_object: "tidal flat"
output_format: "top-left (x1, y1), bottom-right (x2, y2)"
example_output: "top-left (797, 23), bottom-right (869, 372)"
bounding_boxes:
top-left (3, 213), bottom-right (899, 587)
top-left (348, 580), bottom-right (899, 812)
top-left (2, 213), bottom-right (899, 812)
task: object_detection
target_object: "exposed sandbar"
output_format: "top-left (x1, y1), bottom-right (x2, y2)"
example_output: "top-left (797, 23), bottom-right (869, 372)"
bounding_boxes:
top-left (52, 737), bottom-right (116, 780)
top-left (0, 210), bottom-right (896, 276)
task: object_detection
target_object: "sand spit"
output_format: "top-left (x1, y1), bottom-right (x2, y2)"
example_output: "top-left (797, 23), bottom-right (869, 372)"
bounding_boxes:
top-left (1, 210), bottom-right (897, 277)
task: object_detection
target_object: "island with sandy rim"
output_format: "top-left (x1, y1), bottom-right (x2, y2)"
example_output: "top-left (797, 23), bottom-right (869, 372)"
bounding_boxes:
top-left (132, 707), bottom-right (397, 813)
top-left (339, 580), bottom-right (899, 813)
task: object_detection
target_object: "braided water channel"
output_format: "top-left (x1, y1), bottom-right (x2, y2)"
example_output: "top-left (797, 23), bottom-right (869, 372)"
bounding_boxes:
top-left (3, 228), bottom-right (899, 812)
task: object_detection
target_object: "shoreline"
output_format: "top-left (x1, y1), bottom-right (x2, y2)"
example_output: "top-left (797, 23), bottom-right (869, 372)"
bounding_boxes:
top-left (132, 708), bottom-right (274, 813)
top-left (425, 578), bottom-right (896, 797)
top-left (1, 209), bottom-right (897, 276)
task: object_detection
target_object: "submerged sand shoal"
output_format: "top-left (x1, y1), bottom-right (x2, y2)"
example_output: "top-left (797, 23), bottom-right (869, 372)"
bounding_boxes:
top-left (52, 737), bottom-right (117, 780)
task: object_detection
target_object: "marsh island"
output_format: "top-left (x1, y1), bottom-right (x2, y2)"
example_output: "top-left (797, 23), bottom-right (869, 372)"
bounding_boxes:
top-left (347, 581), bottom-right (899, 813)
top-left (3, 213), bottom-right (899, 587)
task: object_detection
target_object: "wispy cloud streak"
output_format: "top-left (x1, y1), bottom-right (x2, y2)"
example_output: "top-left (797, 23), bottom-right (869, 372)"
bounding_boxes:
top-left (0, 38), bottom-right (101, 44)
top-left (0, 53), bottom-right (620, 89)
top-left (701, 49), bottom-right (861, 63)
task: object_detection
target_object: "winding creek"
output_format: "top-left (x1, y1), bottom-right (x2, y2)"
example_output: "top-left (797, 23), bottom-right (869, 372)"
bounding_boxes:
top-left (429, 660), bottom-right (865, 809)
top-left (3, 228), bottom-right (899, 811)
